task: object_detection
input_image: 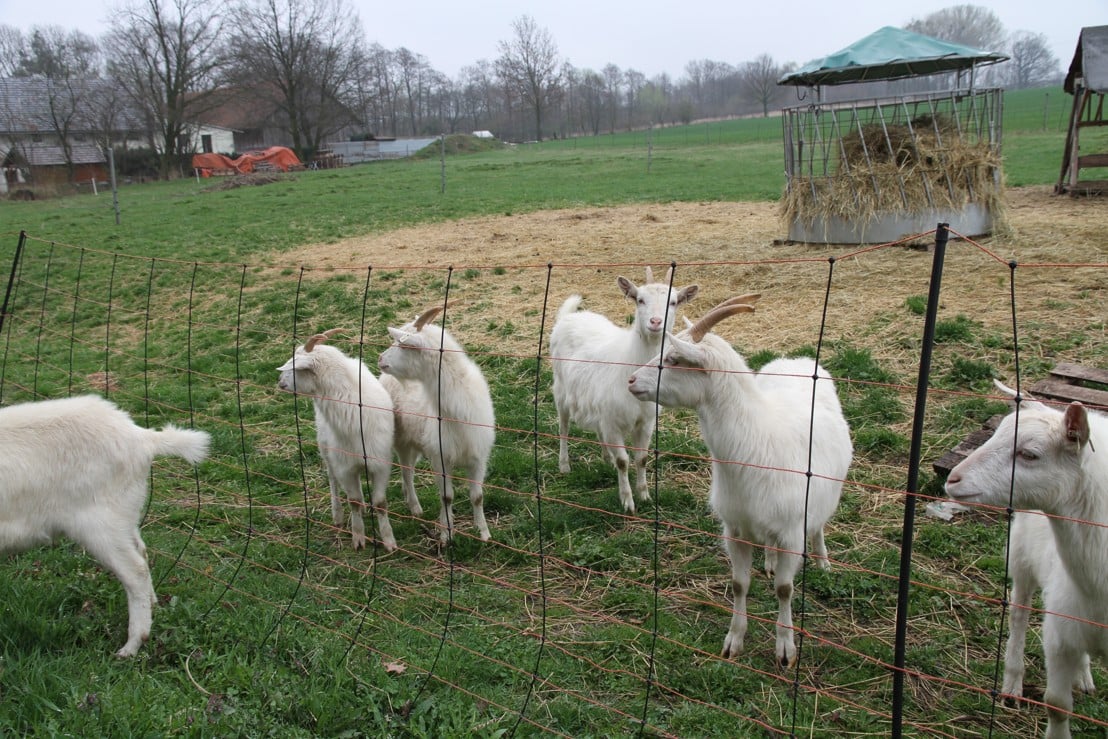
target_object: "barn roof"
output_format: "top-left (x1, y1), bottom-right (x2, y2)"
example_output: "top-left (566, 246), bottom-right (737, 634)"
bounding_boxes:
top-left (778, 26), bottom-right (1008, 87)
top-left (5, 142), bottom-right (106, 166)
top-left (0, 77), bottom-right (146, 134)
top-left (1064, 25), bottom-right (1108, 94)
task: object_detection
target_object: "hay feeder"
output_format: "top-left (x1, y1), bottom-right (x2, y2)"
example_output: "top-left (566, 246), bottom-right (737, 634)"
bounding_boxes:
top-left (778, 27), bottom-right (1009, 244)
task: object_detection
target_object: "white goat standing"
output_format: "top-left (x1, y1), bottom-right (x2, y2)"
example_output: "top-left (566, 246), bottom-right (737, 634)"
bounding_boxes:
top-left (628, 296), bottom-right (852, 668)
top-left (0, 394), bottom-right (210, 657)
top-left (550, 267), bottom-right (699, 513)
top-left (1003, 511), bottom-right (1095, 699)
top-left (378, 372), bottom-right (433, 518)
top-left (945, 381), bottom-right (1107, 739)
top-left (378, 305), bottom-right (495, 545)
top-left (276, 329), bottom-right (404, 551)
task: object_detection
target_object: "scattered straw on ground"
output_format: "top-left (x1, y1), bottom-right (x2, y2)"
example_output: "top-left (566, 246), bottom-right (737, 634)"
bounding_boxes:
top-left (275, 186), bottom-right (1107, 365)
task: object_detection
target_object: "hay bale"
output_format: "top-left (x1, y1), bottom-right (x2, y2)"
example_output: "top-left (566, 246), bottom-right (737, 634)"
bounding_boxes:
top-left (783, 114), bottom-right (1007, 233)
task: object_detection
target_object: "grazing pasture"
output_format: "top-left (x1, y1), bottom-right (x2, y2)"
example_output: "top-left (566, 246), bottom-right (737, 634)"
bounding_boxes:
top-left (0, 95), bottom-right (1106, 736)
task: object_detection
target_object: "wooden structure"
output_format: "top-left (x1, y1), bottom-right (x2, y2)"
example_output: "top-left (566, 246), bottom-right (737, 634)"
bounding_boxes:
top-left (933, 363), bottom-right (1108, 476)
top-left (1057, 26), bottom-right (1108, 195)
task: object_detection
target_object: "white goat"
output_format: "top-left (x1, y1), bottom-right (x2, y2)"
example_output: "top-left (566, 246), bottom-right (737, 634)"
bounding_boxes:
top-left (378, 372), bottom-right (433, 518)
top-left (550, 267), bottom-right (699, 513)
top-left (628, 296), bottom-right (852, 668)
top-left (0, 394), bottom-right (209, 657)
top-left (945, 381), bottom-right (1107, 739)
top-left (1003, 511), bottom-right (1095, 699)
top-left (277, 329), bottom-right (405, 552)
top-left (378, 305), bottom-right (495, 544)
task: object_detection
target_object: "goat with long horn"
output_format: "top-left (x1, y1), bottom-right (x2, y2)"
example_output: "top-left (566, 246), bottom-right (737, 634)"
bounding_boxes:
top-left (629, 295), bottom-right (852, 670)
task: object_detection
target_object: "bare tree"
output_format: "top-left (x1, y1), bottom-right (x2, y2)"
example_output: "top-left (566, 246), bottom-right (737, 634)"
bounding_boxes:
top-left (394, 47), bottom-right (430, 135)
top-left (104, 0), bottom-right (227, 178)
top-left (601, 63), bottom-right (621, 134)
top-left (230, 0), bottom-right (366, 159)
top-left (579, 68), bottom-right (604, 136)
top-left (7, 27), bottom-right (104, 182)
top-left (361, 43), bottom-right (397, 137)
top-left (904, 4), bottom-right (1006, 51)
top-left (1006, 31), bottom-right (1060, 89)
top-left (0, 26), bottom-right (23, 78)
top-left (624, 68), bottom-right (645, 130)
top-left (741, 54), bottom-right (785, 117)
top-left (15, 26), bottom-right (100, 78)
top-left (495, 15), bottom-right (562, 141)
top-left (458, 60), bottom-right (499, 134)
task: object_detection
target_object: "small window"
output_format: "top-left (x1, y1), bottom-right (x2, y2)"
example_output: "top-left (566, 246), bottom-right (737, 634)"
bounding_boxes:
top-left (201, 134), bottom-right (213, 153)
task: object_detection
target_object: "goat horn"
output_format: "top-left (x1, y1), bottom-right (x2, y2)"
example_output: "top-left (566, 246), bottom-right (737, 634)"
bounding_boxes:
top-left (304, 327), bottom-right (345, 352)
top-left (644, 266), bottom-right (654, 283)
top-left (663, 265), bottom-right (673, 284)
top-left (413, 301), bottom-right (457, 330)
top-left (715, 293), bottom-right (761, 308)
top-left (687, 298), bottom-right (757, 343)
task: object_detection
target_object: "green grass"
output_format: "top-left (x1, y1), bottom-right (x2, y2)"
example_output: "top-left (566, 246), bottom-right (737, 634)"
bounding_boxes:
top-left (0, 85), bottom-right (1102, 737)
top-left (0, 87), bottom-right (1072, 262)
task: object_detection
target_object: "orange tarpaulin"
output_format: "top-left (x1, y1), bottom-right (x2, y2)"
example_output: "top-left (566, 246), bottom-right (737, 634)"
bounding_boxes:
top-left (192, 146), bottom-right (303, 175)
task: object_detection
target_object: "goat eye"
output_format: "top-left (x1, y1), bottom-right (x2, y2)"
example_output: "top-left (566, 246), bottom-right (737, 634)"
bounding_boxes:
top-left (1017, 449), bottom-right (1039, 461)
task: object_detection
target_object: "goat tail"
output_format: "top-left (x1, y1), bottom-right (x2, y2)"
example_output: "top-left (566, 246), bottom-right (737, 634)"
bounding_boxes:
top-left (556, 294), bottom-right (583, 320)
top-left (149, 425), bottom-right (211, 465)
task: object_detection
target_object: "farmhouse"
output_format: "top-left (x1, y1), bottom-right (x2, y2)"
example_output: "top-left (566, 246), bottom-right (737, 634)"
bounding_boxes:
top-left (0, 77), bottom-right (146, 194)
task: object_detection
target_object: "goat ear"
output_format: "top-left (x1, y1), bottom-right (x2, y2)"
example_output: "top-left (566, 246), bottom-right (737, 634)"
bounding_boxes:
top-left (617, 276), bottom-right (638, 299)
top-left (387, 327), bottom-right (406, 342)
top-left (1064, 402), bottom-right (1091, 448)
top-left (277, 353), bottom-right (310, 373)
top-left (993, 379), bottom-right (1046, 411)
top-left (666, 334), bottom-right (702, 365)
top-left (677, 284), bottom-right (699, 304)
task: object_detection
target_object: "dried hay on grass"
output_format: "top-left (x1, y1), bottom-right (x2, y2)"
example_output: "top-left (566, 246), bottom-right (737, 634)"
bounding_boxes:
top-left (782, 117), bottom-right (1005, 232)
top-left (278, 188), bottom-right (1105, 378)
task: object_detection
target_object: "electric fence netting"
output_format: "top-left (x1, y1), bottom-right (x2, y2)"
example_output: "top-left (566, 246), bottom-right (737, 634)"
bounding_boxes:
top-left (1, 226), bottom-right (1106, 737)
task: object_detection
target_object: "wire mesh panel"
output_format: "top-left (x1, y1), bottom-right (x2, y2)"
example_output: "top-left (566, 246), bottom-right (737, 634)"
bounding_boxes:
top-left (781, 88), bottom-right (1004, 243)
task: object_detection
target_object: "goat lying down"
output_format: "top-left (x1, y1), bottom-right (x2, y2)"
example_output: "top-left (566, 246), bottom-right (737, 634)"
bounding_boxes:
top-left (0, 394), bottom-right (210, 657)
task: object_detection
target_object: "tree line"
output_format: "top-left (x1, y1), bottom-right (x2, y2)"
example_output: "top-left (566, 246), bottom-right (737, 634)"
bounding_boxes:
top-left (0, 1), bottom-right (1062, 179)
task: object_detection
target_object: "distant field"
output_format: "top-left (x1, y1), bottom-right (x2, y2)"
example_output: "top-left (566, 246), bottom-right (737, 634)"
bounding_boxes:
top-left (0, 86), bottom-right (1074, 261)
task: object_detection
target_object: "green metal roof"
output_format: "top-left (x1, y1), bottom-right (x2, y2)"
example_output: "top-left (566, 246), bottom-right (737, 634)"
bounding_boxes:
top-left (778, 26), bottom-right (1008, 87)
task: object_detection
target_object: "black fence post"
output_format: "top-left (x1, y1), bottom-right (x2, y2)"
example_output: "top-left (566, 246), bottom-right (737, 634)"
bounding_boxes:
top-left (0, 230), bottom-right (27, 339)
top-left (891, 223), bottom-right (950, 737)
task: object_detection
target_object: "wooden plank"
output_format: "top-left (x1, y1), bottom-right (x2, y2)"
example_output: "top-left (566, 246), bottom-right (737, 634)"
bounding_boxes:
top-left (1077, 153), bottom-right (1108, 169)
top-left (933, 415), bottom-right (1004, 477)
top-left (1029, 378), bottom-right (1108, 407)
top-left (1049, 362), bottom-right (1108, 386)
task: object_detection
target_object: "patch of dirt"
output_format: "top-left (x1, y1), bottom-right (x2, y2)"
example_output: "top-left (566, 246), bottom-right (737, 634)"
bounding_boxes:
top-left (202, 172), bottom-right (288, 191)
top-left (277, 186), bottom-right (1107, 362)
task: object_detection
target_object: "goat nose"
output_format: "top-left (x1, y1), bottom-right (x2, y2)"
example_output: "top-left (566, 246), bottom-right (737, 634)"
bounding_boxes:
top-left (946, 471), bottom-right (961, 486)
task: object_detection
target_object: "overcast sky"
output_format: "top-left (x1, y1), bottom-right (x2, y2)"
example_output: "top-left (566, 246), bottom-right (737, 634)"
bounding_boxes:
top-left (0, 0), bottom-right (1101, 79)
